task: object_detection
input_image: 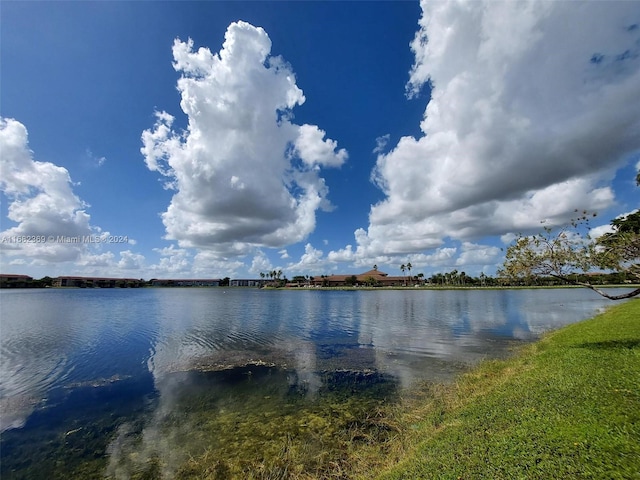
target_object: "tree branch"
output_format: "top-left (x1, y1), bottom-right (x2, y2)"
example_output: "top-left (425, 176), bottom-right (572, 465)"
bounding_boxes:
top-left (549, 274), bottom-right (640, 300)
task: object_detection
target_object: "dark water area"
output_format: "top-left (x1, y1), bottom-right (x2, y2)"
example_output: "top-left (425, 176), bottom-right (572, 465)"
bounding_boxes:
top-left (0, 287), bottom-right (625, 478)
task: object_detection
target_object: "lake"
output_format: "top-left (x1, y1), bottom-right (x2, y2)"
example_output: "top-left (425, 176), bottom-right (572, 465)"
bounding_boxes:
top-left (0, 287), bottom-right (623, 478)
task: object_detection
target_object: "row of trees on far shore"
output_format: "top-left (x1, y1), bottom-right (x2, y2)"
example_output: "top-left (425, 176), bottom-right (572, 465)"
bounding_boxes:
top-left (401, 271), bottom-right (632, 288)
top-left (1, 269), bottom-right (635, 291)
top-left (265, 269), bottom-right (634, 289)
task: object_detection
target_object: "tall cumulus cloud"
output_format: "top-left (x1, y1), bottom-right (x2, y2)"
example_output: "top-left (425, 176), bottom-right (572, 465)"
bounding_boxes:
top-left (344, 1), bottom-right (640, 261)
top-left (141, 21), bottom-right (347, 257)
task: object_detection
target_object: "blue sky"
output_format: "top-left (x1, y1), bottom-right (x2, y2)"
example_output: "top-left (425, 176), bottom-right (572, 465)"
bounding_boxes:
top-left (1, 1), bottom-right (639, 280)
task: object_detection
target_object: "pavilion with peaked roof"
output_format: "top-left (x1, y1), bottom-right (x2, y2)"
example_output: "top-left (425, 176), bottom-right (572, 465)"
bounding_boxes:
top-left (311, 269), bottom-right (408, 287)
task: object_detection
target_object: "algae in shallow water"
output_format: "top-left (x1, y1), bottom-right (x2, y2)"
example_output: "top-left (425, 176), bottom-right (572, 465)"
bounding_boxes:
top-left (0, 376), bottom-right (155, 480)
top-left (1, 364), bottom-right (403, 479)
top-left (108, 367), bottom-right (401, 479)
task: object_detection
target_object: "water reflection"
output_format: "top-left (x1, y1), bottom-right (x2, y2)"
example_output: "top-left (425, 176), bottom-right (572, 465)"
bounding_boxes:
top-left (0, 290), bottom-right (102, 430)
top-left (1, 288), bottom-right (622, 430)
top-left (1, 287), bottom-right (626, 477)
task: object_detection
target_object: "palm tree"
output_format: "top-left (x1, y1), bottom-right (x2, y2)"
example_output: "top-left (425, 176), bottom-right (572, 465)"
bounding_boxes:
top-left (407, 262), bottom-right (412, 283)
top-left (373, 264), bottom-right (378, 271)
top-left (400, 264), bottom-right (406, 285)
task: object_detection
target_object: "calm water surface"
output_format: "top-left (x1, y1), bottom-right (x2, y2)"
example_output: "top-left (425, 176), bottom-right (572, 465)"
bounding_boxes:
top-left (0, 287), bottom-right (623, 477)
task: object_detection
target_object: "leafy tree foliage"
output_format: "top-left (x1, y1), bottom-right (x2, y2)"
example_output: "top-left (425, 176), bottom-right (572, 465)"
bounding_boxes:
top-left (364, 276), bottom-right (380, 287)
top-left (500, 209), bottom-right (640, 300)
top-left (345, 275), bottom-right (358, 286)
top-left (596, 210), bottom-right (640, 286)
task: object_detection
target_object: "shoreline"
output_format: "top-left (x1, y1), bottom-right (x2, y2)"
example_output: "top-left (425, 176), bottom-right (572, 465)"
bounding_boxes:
top-left (370, 299), bottom-right (640, 479)
top-left (267, 284), bottom-right (639, 291)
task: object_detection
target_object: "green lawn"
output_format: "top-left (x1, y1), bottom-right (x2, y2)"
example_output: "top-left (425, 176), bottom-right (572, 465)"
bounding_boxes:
top-left (375, 299), bottom-right (640, 480)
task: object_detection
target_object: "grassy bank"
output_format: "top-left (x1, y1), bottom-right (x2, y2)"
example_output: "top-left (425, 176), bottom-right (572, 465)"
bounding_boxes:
top-left (374, 299), bottom-right (640, 479)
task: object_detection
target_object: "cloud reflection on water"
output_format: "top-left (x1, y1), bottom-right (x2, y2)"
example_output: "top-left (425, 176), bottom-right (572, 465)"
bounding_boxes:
top-left (0, 287), bottom-right (622, 477)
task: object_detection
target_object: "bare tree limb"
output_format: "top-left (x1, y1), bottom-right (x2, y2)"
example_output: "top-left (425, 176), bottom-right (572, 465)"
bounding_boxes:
top-left (548, 274), bottom-right (640, 300)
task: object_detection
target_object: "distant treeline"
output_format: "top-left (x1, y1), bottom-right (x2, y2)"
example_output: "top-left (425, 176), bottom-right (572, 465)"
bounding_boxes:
top-left (0, 272), bottom-right (634, 289)
top-left (425, 271), bottom-right (633, 287)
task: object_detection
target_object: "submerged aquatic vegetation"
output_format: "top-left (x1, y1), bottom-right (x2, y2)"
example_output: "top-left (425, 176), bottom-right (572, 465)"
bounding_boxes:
top-left (104, 366), bottom-right (407, 480)
top-left (0, 376), bottom-right (155, 480)
top-left (2, 362), bottom-right (409, 480)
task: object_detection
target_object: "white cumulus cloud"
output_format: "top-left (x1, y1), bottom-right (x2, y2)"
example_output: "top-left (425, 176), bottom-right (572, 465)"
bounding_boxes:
top-left (0, 117), bottom-right (95, 262)
top-left (141, 21), bottom-right (347, 258)
top-left (278, 249), bottom-right (290, 259)
top-left (455, 242), bottom-right (502, 268)
top-left (286, 243), bottom-right (326, 274)
top-left (342, 1), bottom-right (640, 263)
top-left (148, 245), bottom-right (192, 277)
top-left (117, 250), bottom-right (145, 270)
top-left (249, 250), bottom-right (274, 275)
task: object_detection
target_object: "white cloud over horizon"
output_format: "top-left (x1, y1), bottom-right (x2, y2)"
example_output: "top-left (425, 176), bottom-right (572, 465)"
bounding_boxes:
top-left (141, 21), bottom-right (347, 259)
top-left (333, 0), bottom-right (640, 266)
top-left (0, 118), bottom-right (95, 263)
top-left (285, 243), bottom-right (325, 274)
top-left (0, 118), bottom-right (168, 278)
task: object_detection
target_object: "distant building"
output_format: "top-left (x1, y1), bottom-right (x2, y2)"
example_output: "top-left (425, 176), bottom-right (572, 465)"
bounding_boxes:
top-left (311, 269), bottom-right (408, 287)
top-left (0, 274), bottom-right (34, 288)
top-left (150, 278), bottom-right (221, 287)
top-left (53, 276), bottom-right (143, 288)
top-left (229, 279), bottom-right (266, 287)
